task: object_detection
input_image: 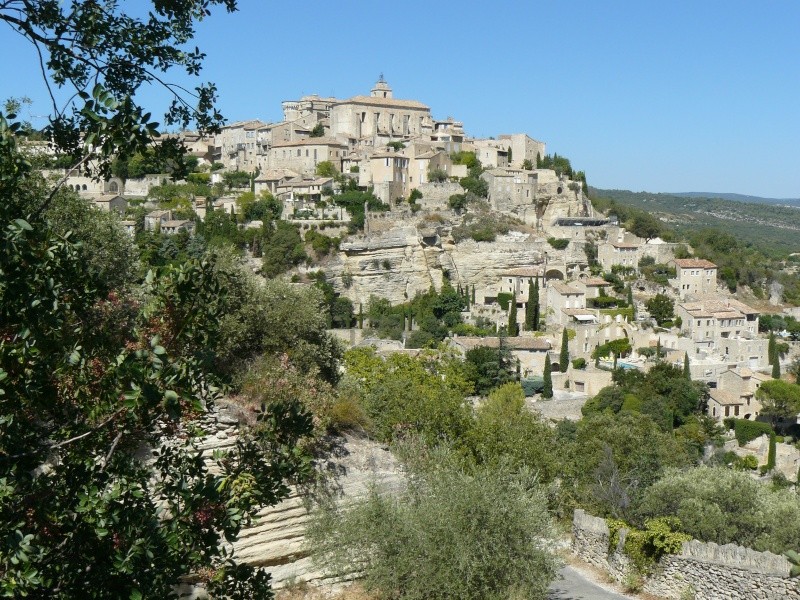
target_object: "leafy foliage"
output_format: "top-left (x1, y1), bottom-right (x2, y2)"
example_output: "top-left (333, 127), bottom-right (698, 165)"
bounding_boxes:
top-left (1, 0), bottom-right (238, 181)
top-left (309, 443), bottom-right (559, 600)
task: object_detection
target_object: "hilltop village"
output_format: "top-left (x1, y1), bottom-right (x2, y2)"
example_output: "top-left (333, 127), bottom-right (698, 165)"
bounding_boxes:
top-left (14, 76), bottom-right (800, 599)
top-left (36, 78), bottom-right (796, 432)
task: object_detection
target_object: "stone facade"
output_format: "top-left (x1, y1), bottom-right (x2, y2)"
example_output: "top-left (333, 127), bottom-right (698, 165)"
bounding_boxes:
top-left (572, 509), bottom-right (800, 600)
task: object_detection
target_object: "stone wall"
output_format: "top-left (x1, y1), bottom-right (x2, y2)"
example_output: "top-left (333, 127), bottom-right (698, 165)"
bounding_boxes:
top-left (572, 509), bottom-right (800, 600)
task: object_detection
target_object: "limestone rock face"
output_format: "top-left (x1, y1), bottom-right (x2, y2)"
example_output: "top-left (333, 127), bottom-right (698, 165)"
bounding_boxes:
top-left (191, 404), bottom-right (404, 591)
top-left (326, 225), bottom-right (546, 306)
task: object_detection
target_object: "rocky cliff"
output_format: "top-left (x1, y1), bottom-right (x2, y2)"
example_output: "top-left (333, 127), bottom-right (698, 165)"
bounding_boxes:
top-left (325, 224), bottom-right (546, 306)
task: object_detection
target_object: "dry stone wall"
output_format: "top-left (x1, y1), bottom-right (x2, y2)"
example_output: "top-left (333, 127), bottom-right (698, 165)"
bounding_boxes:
top-left (572, 509), bottom-right (800, 600)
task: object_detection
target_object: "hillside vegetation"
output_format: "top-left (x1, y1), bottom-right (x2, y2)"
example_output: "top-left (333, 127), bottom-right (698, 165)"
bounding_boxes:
top-left (591, 187), bottom-right (800, 258)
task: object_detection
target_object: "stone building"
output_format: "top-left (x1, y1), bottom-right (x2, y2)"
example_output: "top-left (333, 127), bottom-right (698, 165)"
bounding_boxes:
top-left (213, 119), bottom-right (268, 172)
top-left (267, 138), bottom-right (348, 174)
top-left (329, 78), bottom-right (433, 143)
top-left (669, 258), bottom-right (718, 300)
top-left (91, 194), bottom-right (127, 214)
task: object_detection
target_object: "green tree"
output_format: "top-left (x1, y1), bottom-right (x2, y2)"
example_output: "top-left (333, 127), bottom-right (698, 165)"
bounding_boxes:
top-left (315, 160), bottom-right (336, 177)
top-left (1, 1), bottom-right (236, 183)
top-left (629, 212), bottom-right (662, 242)
top-left (560, 328), bottom-right (570, 372)
top-left (542, 354), bottom-right (553, 399)
top-left (645, 293), bottom-right (675, 326)
top-left (773, 354), bottom-right (782, 379)
top-left (342, 349), bottom-right (472, 445)
top-left (507, 293), bottom-right (518, 336)
top-left (768, 331), bottom-right (777, 365)
top-left (525, 278), bottom-right (539, 331)
top-left (464, 343), bottom-right (515, 396)
top-left (309, 443), bottom-right (559, 600)
top-left (309, 122), bottom-right (324, 137)
top-left (757, 379), bottom-right (800, 428)
top-left (0, 3), bottom-right (326, 595)
top-left (684, 352), bottom-right (691, 380)
top-left (521, 158), bottom-right (533, 170)
top-left (468, 384), bottom-right (557, 480)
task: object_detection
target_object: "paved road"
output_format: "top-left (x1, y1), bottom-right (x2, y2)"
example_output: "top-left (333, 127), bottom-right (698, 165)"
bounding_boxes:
top-left (548, 565), bottom-right (633, 600)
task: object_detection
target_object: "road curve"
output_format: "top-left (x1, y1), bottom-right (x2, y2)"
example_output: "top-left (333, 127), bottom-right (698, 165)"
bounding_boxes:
top-left (548, 565), bottom-right (636, 600)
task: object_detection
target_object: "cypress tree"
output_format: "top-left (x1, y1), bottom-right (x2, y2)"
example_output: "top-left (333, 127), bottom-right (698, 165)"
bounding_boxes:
top-left (684, 352), bottom-right (691, 380)
top-left (656, 338), bottom-right (662, 361)
top-left (358, 303), bottom-right (363, 329)
top-left (560, 328), bottom-right (570, 372)
top-left (773, 355), bottom-right (781, 379)
top-left (525, 278), bottom-right (536, 331)
top-left (472, 284), bottom-right (476, 305)
top-left (507, 294), bottom-right (518, 336)
top-left (768, 331), bottom-right (777, 366)
top-left (542, 354), bottom-right (553, 399)
top-left (533, 279), bottom-right (540, 331)
top-left (627, 285), bottom-right (635, 319)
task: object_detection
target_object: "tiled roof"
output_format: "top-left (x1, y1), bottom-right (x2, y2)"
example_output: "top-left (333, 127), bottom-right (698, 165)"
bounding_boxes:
top-left (335, 95), bottom-right (430, 110)
top-left (672, 258), bottom-right (717, 269)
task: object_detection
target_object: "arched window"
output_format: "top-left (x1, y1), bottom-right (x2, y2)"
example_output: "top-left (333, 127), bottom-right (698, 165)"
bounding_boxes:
top-left (109, 181), bottom-right (119, 193)
top-left (82, 184), bottom-right (87, 191)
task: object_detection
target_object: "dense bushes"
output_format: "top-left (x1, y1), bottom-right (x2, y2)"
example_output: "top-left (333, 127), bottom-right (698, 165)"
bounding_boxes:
top-left (637, 466), bottom-right (800, 554)
top-left (733, 419), bottom-right (773, 446)
top-left (309, 443), bottom-right (559, 600)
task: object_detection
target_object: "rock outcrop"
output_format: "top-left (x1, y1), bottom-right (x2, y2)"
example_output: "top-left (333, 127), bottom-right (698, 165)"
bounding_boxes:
top-left (191, 403), bottom-right (403, 591)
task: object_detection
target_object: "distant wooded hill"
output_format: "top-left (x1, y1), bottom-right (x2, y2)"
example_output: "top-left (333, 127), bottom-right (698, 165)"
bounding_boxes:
top-left (589, 187), bottom-right (800, 257)
top-left (671, 192), bottom-right (800, 207)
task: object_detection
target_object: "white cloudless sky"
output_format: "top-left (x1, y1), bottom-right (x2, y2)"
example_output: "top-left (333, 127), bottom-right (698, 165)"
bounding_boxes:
top-left (2, 0), bottom-right (799, 198)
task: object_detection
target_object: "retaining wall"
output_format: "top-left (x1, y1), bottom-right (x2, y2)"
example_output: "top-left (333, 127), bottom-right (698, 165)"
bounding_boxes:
top-left (572, 509), bottom-right (800, 599)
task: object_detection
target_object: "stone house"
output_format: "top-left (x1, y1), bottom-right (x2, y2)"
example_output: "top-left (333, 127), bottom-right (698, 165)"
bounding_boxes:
top-left (497, 133), bottom-right (546, 169)
top-left (598, 241), bottom-right (639, 271)
top-left (568, 366), bottom-right (614, 396)
top-left (449, 335), bottom-right (552, 378)
top-left (470, 139), bottom-right (509, 169)
top-left (253, 168), bottom-right (300, 197)
top-left (547, 283), bottom-right (588, 326)
top-left (367, 150), bottom-right (409, 204)
top-left (573, 277), bottom-right (609, 299)
top-left (708, 367), bottom-right (767, 422)
top-left (144, 209), bottom-right (172, 231)
top-left (430, 118), bottom-right (465, 153)
top-left (496, 267), bottom-right (545, 304)
top-left (275, 176), bottom-right (334, 205)
top-left (676, 298), bottom-right (763, 361)
top-left (267, 137), bottom-right (348, 175)
top-left (91, 194), bottom-right (126, 214)
top-left (669, 258), bottom-right (718, 300)
top-left (160, 220), bottom-right (195, 235)
top-left (213, 119), bottom-right (268, 172)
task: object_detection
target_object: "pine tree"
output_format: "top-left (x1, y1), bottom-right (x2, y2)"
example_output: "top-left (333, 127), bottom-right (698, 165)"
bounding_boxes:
top-left (543, 354), bottom-right (553, 399)
top-left (684, 352), bottom-right (691, 380)
top-left (507, 294), bottom-right (518, 336)
top-left (560, 328), bottom-right (570, 372)
top-left (525, 279), bottom-right (536, 331)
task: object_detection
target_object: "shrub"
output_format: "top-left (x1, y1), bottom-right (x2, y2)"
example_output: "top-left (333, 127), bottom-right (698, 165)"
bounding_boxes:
top-left (572, 358), bottom-right (587, 370)
top-left (497, 292), bottom-right (513, 310)
top-left (723, 417), bottom-right (735, 431)
top-left (309, 444), bottom-right (560, 600)
top-left (734, 419), bottom-right (773, 446)
top-left (547, 237), bottom-right (569, 250)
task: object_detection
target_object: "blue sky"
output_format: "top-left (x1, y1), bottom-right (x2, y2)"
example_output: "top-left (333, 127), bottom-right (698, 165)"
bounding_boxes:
top-left (3, 0), bottom-right (799, 198)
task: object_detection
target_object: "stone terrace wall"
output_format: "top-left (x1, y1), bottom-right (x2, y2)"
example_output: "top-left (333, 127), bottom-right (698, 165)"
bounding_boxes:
top-left (572, 509), bottom-right (800, 600)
